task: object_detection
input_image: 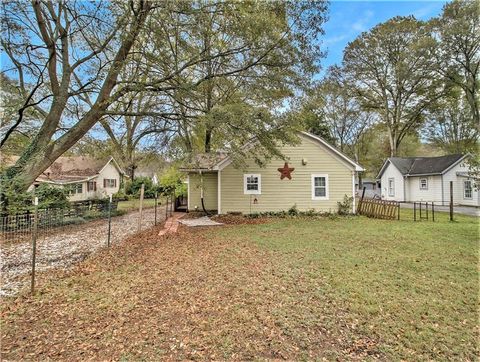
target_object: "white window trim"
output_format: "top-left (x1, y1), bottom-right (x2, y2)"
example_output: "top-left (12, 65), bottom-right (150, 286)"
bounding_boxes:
top-left (243, 174), bottom-right (261, 195)
top-left (104, 178), bottom-right (116, 188)
top-left (311, 174), bottom-right (329, 200)
top-left (464, 180), bottom-right (472, 199)
top-left (419, 178), bottom-right (428, 190)
top-left (388, 178), bottom-right (395, 197)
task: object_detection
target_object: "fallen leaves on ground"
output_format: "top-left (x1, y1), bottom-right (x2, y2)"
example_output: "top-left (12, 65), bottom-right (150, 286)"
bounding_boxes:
top-left (0, 221), bottom-right (380, 361)
top-left (0, 207), bottom-right (165, 297)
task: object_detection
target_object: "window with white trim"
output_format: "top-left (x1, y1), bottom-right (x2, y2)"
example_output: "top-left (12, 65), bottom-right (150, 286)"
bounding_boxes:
top-left (388, 178), bottom-right (395, 197)
top-left (464, 180), bottom-right (472, 199)
top-left (311, 174), bottom-right (329, 200)
top-left (244, 174), bottom-right (261, 194)
top-left (419, 178), bottom-right (428, 190)
top-left (104, 178), bottom-right (117, 188)
top-left (70, 183), bottom-right (83, 194)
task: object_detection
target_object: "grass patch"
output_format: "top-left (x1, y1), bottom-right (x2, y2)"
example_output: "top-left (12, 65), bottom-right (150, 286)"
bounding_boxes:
top-left (117, 198), bottom-right (162, 211)
top-left (215, 210), bottom-right (479, 360)
top-left (1, 210), bottom-right (478, 360)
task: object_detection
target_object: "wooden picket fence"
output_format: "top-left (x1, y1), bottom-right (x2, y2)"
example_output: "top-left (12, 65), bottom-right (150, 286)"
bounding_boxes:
top-left (357, 197), bottom-right (400, 220)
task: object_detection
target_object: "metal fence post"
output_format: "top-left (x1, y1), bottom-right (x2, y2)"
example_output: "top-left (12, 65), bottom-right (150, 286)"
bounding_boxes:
top-left (31, 197), bottom-right (39, 295)
top-left (154, 191), bottom-right (158, 226)
top-left (432, 202), bottom-right (435, 222)
top-left (107, 194), bottom-right (112, 247)
top-left (165, 194), bottom-right (169, 219)
top-left (414, 202), bottom-right (416, 221)
top-left (138, 183), bottom-right (145, 232)
top-left (449, 181), bottom-right (454, 221)
top-left (358, 187), bottom-right (366, 214)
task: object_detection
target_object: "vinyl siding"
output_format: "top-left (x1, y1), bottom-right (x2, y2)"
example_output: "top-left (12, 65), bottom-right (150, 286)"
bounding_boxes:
top-left (188, 172), bottom-right (218, 211)
top-left (380, 163), bottom-right (405, 201)
top-left (442, 162), bottom-right (479, 206)
top-left (406, 175), bottom-right (443, 203)
top-left (219, 134), bottom-right (355, 214)
top-left (67, 181), bottom-right (89, 202)
top-left (97, 162), bottom-right (120, 197)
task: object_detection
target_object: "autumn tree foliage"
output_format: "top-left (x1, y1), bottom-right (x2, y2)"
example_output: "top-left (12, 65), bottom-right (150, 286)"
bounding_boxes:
top-left (0, 0), bottom-right (328, 193)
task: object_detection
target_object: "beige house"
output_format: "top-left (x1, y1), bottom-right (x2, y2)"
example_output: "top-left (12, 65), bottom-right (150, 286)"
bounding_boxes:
top-left (34, 156), bottom-right (124, 201)
top-left (182, 132), bottom-right (364, 214)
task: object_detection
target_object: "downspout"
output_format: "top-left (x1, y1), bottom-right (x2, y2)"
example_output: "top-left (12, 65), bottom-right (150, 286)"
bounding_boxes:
top-left (352, 171), bottom-right (356, 214)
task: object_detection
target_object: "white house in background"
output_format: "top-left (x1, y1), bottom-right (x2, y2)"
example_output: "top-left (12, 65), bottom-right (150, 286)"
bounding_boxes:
top-left (35, 156), bottom-right (125, 201)
top-left (377, 154), bottom-right (479, 206)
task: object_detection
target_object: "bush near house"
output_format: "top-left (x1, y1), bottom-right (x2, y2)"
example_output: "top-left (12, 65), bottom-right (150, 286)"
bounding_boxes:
top-left (0, 183), bottom-right (70, 215)
top-left (159, 167), bottom-right (187, 197)
top-left (125, 176), bottom-right (159, 198)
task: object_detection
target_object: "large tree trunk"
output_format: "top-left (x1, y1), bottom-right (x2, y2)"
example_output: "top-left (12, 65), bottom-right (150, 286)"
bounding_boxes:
top-left (2, 2), bottom-right (151, 192)
top-left (205, 126), bottom-right (213, 153)
top-left (388, 129), bottom-right (397, 157)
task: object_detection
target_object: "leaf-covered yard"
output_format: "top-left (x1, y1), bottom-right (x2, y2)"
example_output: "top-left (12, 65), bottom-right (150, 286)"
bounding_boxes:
top-left (1, 211), bottom-right (478, 360)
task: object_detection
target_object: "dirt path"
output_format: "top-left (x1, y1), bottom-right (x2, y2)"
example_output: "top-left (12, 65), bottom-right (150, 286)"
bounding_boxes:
top-left (0, 206), bottom-right (166, 297)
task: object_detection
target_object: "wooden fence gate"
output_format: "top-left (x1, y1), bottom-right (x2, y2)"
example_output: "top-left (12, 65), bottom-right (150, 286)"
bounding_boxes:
top-left (357, 198), bottom-right (400, 220)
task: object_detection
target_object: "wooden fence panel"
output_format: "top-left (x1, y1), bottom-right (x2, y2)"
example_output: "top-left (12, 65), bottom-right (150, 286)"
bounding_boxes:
top-left (357, 198), bottom-right (399, 220)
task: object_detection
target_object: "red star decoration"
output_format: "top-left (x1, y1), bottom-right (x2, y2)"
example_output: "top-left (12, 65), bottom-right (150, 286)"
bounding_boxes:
top-left (278, 162), bottom-right (295, 180)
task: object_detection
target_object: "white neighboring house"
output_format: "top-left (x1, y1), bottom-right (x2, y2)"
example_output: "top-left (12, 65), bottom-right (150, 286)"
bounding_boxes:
top-left (377, 154), bottom-right (479, 206)
top-left (34, 156), bottom-right (125, 201)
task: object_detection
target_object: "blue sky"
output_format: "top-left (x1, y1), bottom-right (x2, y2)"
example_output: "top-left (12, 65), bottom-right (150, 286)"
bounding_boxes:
top-left (319, 0), bottom-right (447, 76)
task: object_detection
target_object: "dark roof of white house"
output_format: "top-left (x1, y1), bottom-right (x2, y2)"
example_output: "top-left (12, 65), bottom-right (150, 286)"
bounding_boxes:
top-left (379, 154), bottom-right (466, 178)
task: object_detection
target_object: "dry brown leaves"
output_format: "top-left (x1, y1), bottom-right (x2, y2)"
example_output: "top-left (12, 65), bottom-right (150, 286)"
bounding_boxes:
top-left (1, 222), bottom-right (380, 361)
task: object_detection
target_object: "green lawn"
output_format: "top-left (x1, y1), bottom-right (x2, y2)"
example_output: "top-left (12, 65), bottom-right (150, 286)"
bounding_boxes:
top-left (117, 198), bottom-right (163, 211)
top-left (215, 211), bottom-right (479, 359)
top-left (1, 210), bottom-right (478, 360)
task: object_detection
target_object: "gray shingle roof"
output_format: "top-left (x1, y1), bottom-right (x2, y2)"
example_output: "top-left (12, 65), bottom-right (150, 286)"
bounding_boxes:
top-left (389, 154), bottom-right (465, 176)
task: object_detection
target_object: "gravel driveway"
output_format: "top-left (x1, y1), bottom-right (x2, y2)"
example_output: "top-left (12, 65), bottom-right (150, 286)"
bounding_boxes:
top-left (0, 206), bottom-right (166, 297)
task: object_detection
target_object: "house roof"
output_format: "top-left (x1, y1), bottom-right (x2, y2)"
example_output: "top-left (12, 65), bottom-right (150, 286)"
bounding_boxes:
top-left (38, 156), bottom-right (124, 184)
top-left (1, 155), bottom-right (124, 184)
top-left (180, 152), bottom-right (229, 172)
top-left (181, 132), bottom-right (364, 172)
top-left (377, 154), bottom-right (466, 178)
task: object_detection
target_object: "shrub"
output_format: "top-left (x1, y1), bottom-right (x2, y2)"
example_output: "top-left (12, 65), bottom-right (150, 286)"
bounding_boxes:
top-left (83, 209), bottom-right (102, 220)
top-left (1, 182), bottom-right (70, 215)
top-left (35, 183), bottom-right (70, 210)
top-left (113, 190), bottom-right (129, 201)
top-left (337, 195), bottom-right (354, 215)
top-left (125, 176), bottom-right (159, 198)
top-left (159, 167), bottom-right (186, 197)
top-left (287, 204), bottom-right (299, 216)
